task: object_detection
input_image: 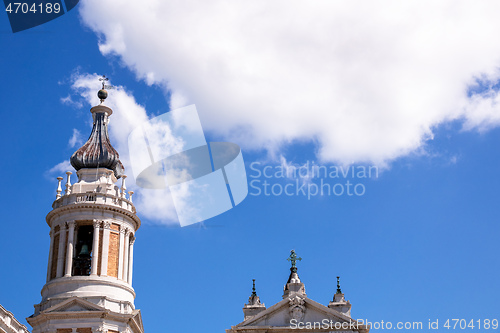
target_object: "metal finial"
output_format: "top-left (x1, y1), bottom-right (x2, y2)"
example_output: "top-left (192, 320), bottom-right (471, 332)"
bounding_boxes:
top-left (97, 75), bottom-right (110, 103)
top-left (336, 276), bottom-right (342, 294)
top-left (287, 250), bottom-right (302, 271)
top-left (251, 279), bottom-right (257, 297)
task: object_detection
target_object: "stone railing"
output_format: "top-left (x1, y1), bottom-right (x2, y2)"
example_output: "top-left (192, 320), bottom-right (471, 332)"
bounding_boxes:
top-left (0, 304), bottom-right (30, 333)
top-left (53, 192), bottom-right (135, 213)
top-left (53, 172), bottom-right (135, 214)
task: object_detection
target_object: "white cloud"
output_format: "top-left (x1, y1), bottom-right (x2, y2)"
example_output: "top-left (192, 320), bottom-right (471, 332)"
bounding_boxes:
top-left (48, 160), bottom-right (72, 175)
top-left (78, 0), bottom-right (500, 166)
top-left (61, 94), bottom-right (83, 108)
top-left (68, 128), bottom-right (82, 148)
top-left (463, 84), bottom-right (500, 132)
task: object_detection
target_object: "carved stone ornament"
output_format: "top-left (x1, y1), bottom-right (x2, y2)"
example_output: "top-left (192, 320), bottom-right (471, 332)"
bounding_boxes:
top-left (103, 221), bottom-right (111, 229)
top-left (93, 219), bottom-right (101, 229)
top-left (289, 296), bottom-right (306, 321)
top-left (120, 225), bottom-right (129, 234)
top-left (92, 327), bottom-right (104, 333)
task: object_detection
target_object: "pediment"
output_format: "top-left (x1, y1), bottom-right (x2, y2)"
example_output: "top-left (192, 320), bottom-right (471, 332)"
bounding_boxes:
top-left (42, 297), bottom-right (106, 313)
top-left (238, 294), bottom-right (357, 329)
top-left (129, 310), bottom-right (145, 333)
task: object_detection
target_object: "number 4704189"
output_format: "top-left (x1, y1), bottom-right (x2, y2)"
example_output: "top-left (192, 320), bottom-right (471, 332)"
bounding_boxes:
top-left (5, 2), bottom-right (61, 14)
top-left (443, 319), bottom-right (498, 330)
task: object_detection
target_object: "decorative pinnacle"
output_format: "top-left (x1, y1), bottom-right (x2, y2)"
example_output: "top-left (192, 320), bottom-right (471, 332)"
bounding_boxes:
top-left (336, 276), bottom-right (342, 294)
top-left (287, 250), bottom-right (302, 271)
top-left (251, 279), bottom-right (257, 297)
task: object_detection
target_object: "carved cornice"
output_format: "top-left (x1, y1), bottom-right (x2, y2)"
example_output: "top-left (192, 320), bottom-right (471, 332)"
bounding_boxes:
top-left (46, 203), bottom-right (141, 230)
top-left (27, 310), bottom-right (137, 326)
top-left (35, 294), bottom-right (137, 314)
top-left (0, 304), bottom-right (30, 333)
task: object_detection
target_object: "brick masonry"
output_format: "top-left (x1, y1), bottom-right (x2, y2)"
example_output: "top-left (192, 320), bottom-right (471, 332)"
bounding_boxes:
top-left (97, 229), bottom-right (103, 275)
top-left (50, 233), bottom-right (59, 280)
top-left (62, 230), bottom-right (68, 274)
top-left (56, 329), bottom-right (72, 333)
top-left (107, 224), bottom-right (120, 278)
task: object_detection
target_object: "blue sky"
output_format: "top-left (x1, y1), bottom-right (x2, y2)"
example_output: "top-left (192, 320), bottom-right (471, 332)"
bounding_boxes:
top-left (1, 2), bottom-right (500, 333)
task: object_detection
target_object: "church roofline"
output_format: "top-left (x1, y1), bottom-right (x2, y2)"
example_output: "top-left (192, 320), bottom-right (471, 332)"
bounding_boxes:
top-left (235, 292), bottom-right (362, 329)
top-left (0, 304), bottom-right (30, 333)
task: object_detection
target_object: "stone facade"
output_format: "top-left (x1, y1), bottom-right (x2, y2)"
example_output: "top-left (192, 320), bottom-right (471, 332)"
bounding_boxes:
top-left (0, 304), bottom-right (30, 333)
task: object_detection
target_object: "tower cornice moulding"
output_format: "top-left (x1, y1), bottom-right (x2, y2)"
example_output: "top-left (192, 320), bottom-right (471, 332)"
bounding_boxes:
top-left (46, 204), bottom-right (141, 230)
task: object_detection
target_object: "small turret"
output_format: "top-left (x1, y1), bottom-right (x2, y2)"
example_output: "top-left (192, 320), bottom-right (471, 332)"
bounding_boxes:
top-left (243, 279), bottom-right (266, 320)
top-left (328, 276), bottom-right (352, 316)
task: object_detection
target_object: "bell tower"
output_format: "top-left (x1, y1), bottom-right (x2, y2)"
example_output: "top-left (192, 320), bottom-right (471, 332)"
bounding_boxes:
top-left (27, 83), bottom-right (144, 333)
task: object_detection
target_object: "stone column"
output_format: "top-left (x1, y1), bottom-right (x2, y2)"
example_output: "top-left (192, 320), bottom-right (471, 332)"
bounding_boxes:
top-left (117, 225), bottom-right (126, 280)
top-left (46, 230), bottom-right (54, 282)
top-left (127, 236), bottom-right (135, 284)
top-left (100, 221), bottom-right (111, 276)
top-left (90, 220), bottom-right (100, 276)
top-left (64, 221), bottom-right (76, 277)
top-left (122, 229), bottom-right (130, 280)
top-left (56, 223), bottom-right (67, 278)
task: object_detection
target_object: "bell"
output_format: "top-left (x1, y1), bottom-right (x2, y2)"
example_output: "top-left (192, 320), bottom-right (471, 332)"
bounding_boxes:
top-left (79, 244), bottom-right (89, 256)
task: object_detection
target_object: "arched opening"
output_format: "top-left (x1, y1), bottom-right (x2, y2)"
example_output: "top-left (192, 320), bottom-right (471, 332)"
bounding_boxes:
top-left (72, 224), bottom-right (93, 276)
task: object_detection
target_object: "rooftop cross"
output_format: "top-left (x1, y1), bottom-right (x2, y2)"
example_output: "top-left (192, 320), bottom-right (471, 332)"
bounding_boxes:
top-left (336, 276), bottom-right (342, 294)
top-left (287, 250), bottom-right (302, 268)
top-left (251, 279), bottom-right (257, 297)
top-left (99, 75), bottom-right (109, 89)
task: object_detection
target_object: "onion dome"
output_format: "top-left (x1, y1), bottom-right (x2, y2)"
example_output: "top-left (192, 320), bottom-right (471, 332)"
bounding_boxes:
top-left (70, 88), bottom-right (124, 178)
